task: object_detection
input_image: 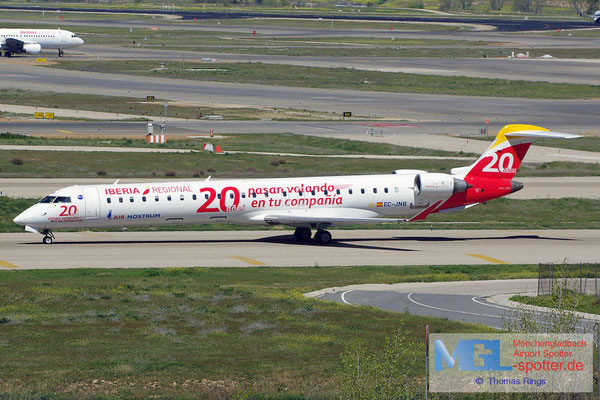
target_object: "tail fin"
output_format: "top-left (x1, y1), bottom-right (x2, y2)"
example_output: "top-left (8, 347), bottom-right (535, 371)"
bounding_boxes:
top-left (451, 124), bottom-right (580, 180)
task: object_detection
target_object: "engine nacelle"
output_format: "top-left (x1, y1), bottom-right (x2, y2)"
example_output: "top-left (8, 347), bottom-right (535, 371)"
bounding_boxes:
top-left (414, 173), bottom-right (468, 197)
top-left (23, 43), bottom-right (42, 54)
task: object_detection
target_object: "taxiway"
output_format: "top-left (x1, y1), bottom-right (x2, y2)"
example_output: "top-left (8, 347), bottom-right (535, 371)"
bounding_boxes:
top-left (0, 229), bottom-right (597, 269)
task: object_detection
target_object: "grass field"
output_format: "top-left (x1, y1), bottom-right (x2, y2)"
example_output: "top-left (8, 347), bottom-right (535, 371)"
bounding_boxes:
top-left (48, 60), bottom-right (600, 99)
top-left (1, 148), bottom-right (598, 179)
top-left (461, 134), bottom-right (600, 153)
top-left (3, 197), bottom-right (600, 233)
top-left (0, 149), bottom-right (466, 179)
top-left (0, 265), bottom-right (532, 398)
top-left (511, 293), bottom-right (600, 315)
top-left (0, 89), bottom-right (345, 121)
top-left (0, 132), bottom-right (474, 157)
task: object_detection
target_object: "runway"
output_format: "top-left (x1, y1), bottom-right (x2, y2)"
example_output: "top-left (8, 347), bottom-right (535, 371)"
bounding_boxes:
top-left (2, 177), bottom-right (599, 199)
top-left (310, 279), bottom-right (599, 329)
top-left (1, 63), bottom-right (600, 128)
top-left (2, 6), bottom-right (595, 32)
top-left (0, 229), bottom-right (598, 269)
top-left (69, 45), bottom-right (600, 85)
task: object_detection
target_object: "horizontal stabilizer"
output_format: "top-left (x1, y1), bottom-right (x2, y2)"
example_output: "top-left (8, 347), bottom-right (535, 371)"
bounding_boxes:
top-left (504, 130), bottom-right (581, 139)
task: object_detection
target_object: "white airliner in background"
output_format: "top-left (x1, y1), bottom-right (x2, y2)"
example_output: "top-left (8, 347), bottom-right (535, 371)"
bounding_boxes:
top-left (0, 28), bottom-right (83, 57)
top-left (13, 125), bottom-right (579, 245)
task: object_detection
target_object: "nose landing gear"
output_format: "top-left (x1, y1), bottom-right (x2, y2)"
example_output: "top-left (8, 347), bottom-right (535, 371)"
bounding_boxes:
top-left (42, 229), bottom-right (55, 245)
top-left (58, 49), bottom-right (64, 57)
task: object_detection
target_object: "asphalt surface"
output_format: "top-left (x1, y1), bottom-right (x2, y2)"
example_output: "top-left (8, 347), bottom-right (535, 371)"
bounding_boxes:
top-left (0, 229), bottom-right (598, 269)
top-left (2, 62), bottom-right (599, 130)
top-left (312, 279), bottom-right (599, 329)
top-left (318, 281), bottom-right (533, 329)
top-left (1, 176), bottom-right (598, 199)
top-left (2, 6), bottom-right (596, 32)
top-left (66, 45), bottom-right (600, 85)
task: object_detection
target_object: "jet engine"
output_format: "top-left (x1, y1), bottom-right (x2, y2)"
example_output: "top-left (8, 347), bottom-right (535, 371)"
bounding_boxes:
top-left (414, 173), bottom-right (468, 197)
top-left (23, 43), bottom-right (42, 54)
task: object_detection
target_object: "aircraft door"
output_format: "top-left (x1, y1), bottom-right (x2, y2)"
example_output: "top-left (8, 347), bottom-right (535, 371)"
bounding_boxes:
top-left (82, 186), bottom-right (100, 219)
top-left (60, 31), bottom-right (67, 43)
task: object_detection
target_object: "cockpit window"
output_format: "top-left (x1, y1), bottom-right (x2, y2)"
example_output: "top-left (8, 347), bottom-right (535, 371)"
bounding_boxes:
top-left (39, 196), bottom-right (56, 203)
top-left (53, 196), bottom-right (71, 203)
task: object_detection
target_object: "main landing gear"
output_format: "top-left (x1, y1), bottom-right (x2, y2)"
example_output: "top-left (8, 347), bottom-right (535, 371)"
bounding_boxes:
top-left (42, 229), bottom-right (55, 245)
top-left (293, 227), bottom-right (332, 245)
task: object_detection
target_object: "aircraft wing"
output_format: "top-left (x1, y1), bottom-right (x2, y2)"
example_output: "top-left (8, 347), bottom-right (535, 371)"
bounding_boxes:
top-left (263, 214), bottom-right (408, 227)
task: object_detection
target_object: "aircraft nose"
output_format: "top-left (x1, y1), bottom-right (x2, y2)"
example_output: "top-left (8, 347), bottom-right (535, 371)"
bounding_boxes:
top-left (13, 211), bottom-right (27, 226)
top-left (79, 38), bottom-right (84, 45)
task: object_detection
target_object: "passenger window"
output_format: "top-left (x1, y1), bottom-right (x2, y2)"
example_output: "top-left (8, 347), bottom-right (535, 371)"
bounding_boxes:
top-left (384, 188), bottom-right (388, 193)
top-left (107, 198), bottom-right (111, 204)
top-left (395, 187), bottom-right (399, 193)
top-left (192, 194), bottom-right (197, 200)
top-left (336, 189), bottom-right (340, 195)
top-left (373, 188), bottom-right (377, 194)
top-left (264, 192), bottom-right (268, 197)
top-left (130, 197), bottom-right (134, 203)
top-left (311, 190), bottom-right (315, 196)
top-left (230, 193), bottom-right (234, 199)
top-left (218, 194), bottom-right (221, 199)
top-left (299, 191), bottom-right (303, 196)
top-left (252, 193), bottom-right (257, 198)
top-left (283, 191), bottom-right (287, 197)
top-left (155, 196), bottom-right (159, 202)
top-left (361, 189), bottom-right (365, 194)
top-left (180, 195), bottom-right (184, 201)
top-left (324, 190), bottom-right (328, 195)
top-left (205, 194), bottom-right (209, 200)
top-left (142, 196), bottom-right (146, 202)
top-left (241, 193), bottom-right (246, 199)
top-left (167, 195), bottom-right (172, 201)
top-left (119, 197), bottom-right (123, 203)
top-left (349, 189), bottom-right (353, 195)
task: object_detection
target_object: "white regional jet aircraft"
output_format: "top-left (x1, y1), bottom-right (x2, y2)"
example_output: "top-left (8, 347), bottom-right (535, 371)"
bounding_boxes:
top-left (13, 124), bottom-right (579, 245)
top-left (0, 28), bottom-right (83, 57)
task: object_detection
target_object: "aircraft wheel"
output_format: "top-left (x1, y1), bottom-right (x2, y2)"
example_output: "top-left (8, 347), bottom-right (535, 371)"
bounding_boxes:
top-left (314, 230), bottom-right (332, 245)
top-left (42, 235), bottom-right (53, 245)
top-left (4, 51), bottom-right (11, 58)
top-left (58, 50), bottom-right (64, 57)
top-left (294, 227), bottom-right (311, 241)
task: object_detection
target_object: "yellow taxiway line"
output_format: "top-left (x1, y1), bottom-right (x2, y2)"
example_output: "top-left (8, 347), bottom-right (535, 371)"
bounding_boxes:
top-left (0, 260), bottom-right (19, 269)
top-left (231, 256), bottom-right (266, 266)
top-left (467, 254), bottom-right (509, 264)
top-left (57, 130), bottom-right (77, 135)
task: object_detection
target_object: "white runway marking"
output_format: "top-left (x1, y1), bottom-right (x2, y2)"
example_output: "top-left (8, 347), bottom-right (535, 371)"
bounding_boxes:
top-left (341, 290), bottom-right (353, 305)
top-left (407, 293), bottom-right (500, 318)
top-left (471, 296), bottom-right (513, 311)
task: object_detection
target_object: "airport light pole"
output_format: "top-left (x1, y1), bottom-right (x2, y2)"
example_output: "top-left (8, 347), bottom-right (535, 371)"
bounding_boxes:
top-left (163, 101), bottom-right (168, 134)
